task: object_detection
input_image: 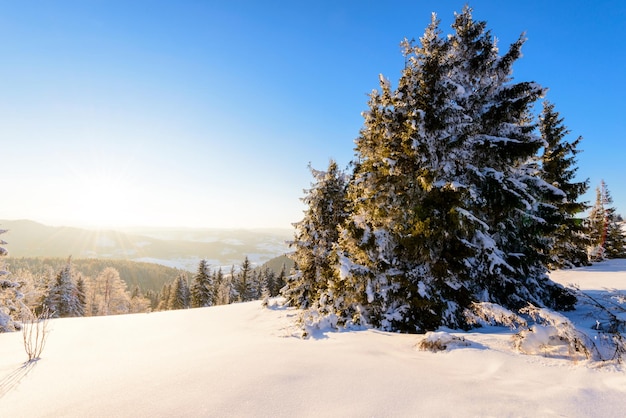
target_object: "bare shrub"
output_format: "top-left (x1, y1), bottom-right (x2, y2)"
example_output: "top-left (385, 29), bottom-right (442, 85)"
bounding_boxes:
top-left (21, 306), bottom-right (51, 362)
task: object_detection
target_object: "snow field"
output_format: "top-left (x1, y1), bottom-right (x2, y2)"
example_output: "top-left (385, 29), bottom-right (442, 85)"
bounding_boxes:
top-left (1, 261), bottom-right (626, 417)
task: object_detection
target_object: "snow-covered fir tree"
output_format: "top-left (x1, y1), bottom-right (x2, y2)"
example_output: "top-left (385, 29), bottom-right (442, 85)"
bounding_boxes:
top-left (76, 275), bottom-right (87, 316)
top-left (588, 181), bottom-right (626, 260)
top-left (284, 160), bottom-right (348, 312)
top-left (213, 267), bottom-right (231, 305)
top-left (0, 229), bottom-right (23, 332)
top-left (252, 270), bottom-right (268, 301)
top-left (169, 274), bottom-right (190, 310)
top-left (228, 265), bottom-right (239, 304)
top-left (315, 7), bottom-right (575, 332)
top-left (43, 257), bottom-right (84, 318)
top-left (158, 282), bottom-right (171, 311)
top-left (234, 257), bottom-right (253, 302)
top-left (145, 289), bottom-right (160, 311)
top-left (446, 8), bottom-right (574, 318)
top-left (260, 267), bottom-right (276, 297)
top-left (539, 101), bottom-right (590, 268)
top-left (604, 216), bottom-right (626, 259)
top-left (191, 259), bottom-right (214, 308)
top-left (274, 263), bottom-right (287, 296)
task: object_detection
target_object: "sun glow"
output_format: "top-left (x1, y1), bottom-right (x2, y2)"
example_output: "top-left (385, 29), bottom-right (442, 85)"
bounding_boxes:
top-left (69, 157), bottom-right (145, 229)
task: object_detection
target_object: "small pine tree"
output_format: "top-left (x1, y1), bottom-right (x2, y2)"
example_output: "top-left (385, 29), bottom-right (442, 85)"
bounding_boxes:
top-left (605, 218), bottom-right (626, 259)
top-left (75, 275), bottom-right (87, 317)
top-left (190, 259), bottom-right (214, 308)
top-left (157, 283), bottom-right (171, 311)
top-left (274, 264), bottom-right (287, 297)
top-left (234, 257), bottom-right (253, 302)
top-left (169, 274), bottom-right (191, 310)
top-left (284, 160), bottom-right (348, 311)
top-left (588, 181), bottom-right (626, 260)
top-left (145, 289), bottom-right (160, 311)
top-left (213, 267), bottom-right (230, 305)
top-left (250, 269), bottom-right (266, 301)
top-left (0, 229), bottom-right (23, 332)
top-left (228, 265), bottom-right (238, 304)
top-left (263, 267), bottom-right (276, 297)
top-left (261, 285), bottom-right (271, 308)
top-left (43, 257), bottom-right (83, 318)
top-left (539, 101), bottom-right (590, 268)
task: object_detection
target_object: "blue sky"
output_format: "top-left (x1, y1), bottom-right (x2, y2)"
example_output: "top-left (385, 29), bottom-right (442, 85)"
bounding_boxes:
top-left (0, 1), bottom-right (624, 229)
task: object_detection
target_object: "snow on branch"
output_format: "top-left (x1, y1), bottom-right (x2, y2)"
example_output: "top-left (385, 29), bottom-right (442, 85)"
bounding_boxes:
top-left (465, 302), bottom-right (527, 329)
top-left (514, 304), bottom-right (593, 361)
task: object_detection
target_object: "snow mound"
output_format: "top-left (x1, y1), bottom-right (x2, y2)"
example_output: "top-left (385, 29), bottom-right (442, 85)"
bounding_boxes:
top-left (417, 331), bottom-right (471, 352)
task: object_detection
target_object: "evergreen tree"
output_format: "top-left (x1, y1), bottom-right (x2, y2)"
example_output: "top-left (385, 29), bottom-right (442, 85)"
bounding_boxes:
top-left (0, 230), bottom-right (6, 258)
top-left (588, 181), bottom-right (626, 260)
top-left (249, 269), bottom-right (261, 300)
top-left (0, 229), bottom-right (23, 332)
top-left (190, 259), bottom-right (214, 308)
top-left (228, 265), bottom-right (238, 304)
top-left (261, 267), bottom-right (275, 298)
top-left (214, 267), bottom-right (230, 305)
top-left (447, 7), bottom-right (573, 317)
top-left (284, 160), bottom-right (348, 313)
top-left (327, 7), bottom-right (574, 332)
top-left (335, 13), bottom-right (468, 330)
top-left (169, 274), bottom-right (190, 310)
top-left (43, 257), bottom-right (83, 318)
top-left (261, 284), bottom-right (271, 308)
top-left (234, 257), bottom-right (253, 302)
top-left (274, 264), bottom-right (287, 297)
top-left (157, 283), bottom-right (171, 311)
top-left (75, 275), bottom-right (87, 317)
top-left (145, 289), bottom-right (160, 311)
top-left (539, 101), bottom-right (590, 268)
top-left (605, 216), bottom-right (626, 259)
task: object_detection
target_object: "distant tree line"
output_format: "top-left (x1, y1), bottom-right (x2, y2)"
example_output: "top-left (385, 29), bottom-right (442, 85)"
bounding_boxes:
top-left (6, 257), bottom-right (186, 293)
top-left (0, 250), bottom-right (290, 327)
top-left (155, 257), bottom-right (287, 311)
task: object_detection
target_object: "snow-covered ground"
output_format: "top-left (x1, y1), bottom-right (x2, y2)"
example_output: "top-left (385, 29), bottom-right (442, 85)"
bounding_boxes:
top-left (2, 262), bottom-right (626, 417)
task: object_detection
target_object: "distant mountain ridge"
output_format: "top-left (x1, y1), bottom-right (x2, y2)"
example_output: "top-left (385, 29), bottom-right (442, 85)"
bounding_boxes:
top-left (0, 219), bottom-right (292, 271)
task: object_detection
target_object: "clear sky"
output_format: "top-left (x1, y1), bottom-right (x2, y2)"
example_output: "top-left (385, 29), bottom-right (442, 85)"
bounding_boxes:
top-left (0, 1), bottom-right (624, 229)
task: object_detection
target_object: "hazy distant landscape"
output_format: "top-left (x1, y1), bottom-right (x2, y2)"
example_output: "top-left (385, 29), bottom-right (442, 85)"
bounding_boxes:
top-left (0, 219), bottom-right (292, 272)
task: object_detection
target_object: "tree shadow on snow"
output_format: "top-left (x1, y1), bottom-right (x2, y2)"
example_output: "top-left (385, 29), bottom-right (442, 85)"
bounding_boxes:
top-left (0, 360), bottom-right (39, 399)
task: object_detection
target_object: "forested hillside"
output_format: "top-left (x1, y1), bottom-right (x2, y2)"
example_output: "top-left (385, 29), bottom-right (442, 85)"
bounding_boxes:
top-left (6, 257), bottom-right (185, 293)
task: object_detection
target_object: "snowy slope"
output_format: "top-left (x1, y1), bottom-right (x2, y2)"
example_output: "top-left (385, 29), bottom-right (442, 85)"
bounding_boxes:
top-left (2, 262), bottom-right (626, 417)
